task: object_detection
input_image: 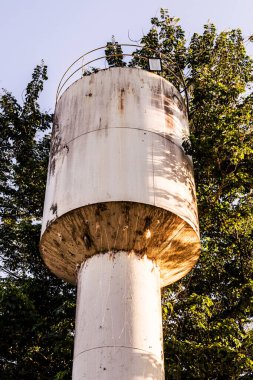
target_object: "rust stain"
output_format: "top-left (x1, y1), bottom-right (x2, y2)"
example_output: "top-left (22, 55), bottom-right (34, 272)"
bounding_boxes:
top-left (173, 94), bottom-right (184, 112)
top-left (63, 144), bottom-right (69, 153)
top-left (120, 88), bottom-right (125, 111)
top-left (49, 117), bottom-right (62, 176)
top-left (50, 203), bottom-right (58, 216)
top-left (83, 233), bottom-right (93, 250)
top-left (40, 201), bottom-right (200, 287)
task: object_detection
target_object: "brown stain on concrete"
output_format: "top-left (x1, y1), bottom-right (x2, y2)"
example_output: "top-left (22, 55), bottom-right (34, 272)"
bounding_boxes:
top-left (42, 69), bottom-right (198, 287)
top-left (120, 88), bottom-right (125, 111)
top-left (40, 201), bottom-right (200, 287)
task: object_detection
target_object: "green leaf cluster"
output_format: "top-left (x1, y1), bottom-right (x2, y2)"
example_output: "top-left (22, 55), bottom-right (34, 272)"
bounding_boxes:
top-left (140, 9), bottom-right (253, 379)
top-left (105, 36), bottom-right (126, 68)
top-left (0, 63), bottom-right (75, 379)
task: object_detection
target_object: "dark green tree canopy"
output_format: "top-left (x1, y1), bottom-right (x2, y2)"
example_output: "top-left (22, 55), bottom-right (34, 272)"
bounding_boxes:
top-left (1, 9), bottom-right (253, 379)
top-left (0, 64), bottom-right (75, 379)
top-left (105, 36), bottom-right (126, 67)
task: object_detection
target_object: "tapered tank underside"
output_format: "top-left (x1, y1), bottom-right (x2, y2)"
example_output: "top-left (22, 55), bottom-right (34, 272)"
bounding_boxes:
top-left (40, 201), bottom-right (199, 287)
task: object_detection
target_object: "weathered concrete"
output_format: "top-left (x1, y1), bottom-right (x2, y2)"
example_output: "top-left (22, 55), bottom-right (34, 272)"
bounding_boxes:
top-left (40, 67), bottom-right (200, 287)
top-left (40, 66), bottom-right (201, 379)
top-left (72, 251), bottom-right (164, 380)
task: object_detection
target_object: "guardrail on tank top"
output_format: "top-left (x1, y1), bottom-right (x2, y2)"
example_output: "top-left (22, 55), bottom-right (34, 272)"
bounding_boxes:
top-left (56, 43), bottom-right (189, 115)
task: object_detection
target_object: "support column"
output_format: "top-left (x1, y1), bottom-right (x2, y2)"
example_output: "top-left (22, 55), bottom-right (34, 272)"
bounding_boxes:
top-left (72, 251), bottom-right (164, 379)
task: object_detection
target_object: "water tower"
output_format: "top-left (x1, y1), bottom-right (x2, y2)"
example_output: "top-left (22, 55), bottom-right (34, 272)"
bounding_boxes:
top-left (40, 45), bottom-right (200, 379)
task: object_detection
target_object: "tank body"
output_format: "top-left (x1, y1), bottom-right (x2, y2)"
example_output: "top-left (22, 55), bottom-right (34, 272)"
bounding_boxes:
top-left (40, 67), bottom-right (200, 287)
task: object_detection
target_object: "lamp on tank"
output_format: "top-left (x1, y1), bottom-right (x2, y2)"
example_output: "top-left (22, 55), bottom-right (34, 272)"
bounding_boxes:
top-left (40, 44), bottom-right (200, 380)
top-left (148, 57), bottom-right (162, 71)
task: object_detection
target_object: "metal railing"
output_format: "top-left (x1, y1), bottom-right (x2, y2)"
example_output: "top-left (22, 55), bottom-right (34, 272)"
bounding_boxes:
top-left (55, 44), bottom-right (189, 114)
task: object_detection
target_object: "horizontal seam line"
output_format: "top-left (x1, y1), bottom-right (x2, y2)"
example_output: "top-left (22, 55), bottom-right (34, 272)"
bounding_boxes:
top-left (74, 345), bottom-right (159, 360)
top-left (61, 126), bottom-right (184, 152)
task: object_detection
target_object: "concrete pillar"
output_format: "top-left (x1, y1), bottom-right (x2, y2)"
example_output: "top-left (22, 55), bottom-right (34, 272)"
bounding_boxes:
top-left (72, 251), bottom-right (164, 380)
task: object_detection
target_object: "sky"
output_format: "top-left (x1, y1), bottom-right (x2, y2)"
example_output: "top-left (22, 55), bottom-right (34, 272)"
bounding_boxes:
top-left (1, 0), bottom-right (253, 111)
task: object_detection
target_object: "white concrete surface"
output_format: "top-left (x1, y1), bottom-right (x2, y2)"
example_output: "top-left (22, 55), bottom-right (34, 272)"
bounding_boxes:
top-left (55, 68), bottom-right (189, 147)
top-left (72, 251), bottom-right (164, 380)
top-left (40, 67), bottom-right (200, 286)
top-left (43, 128), bottom-right (197, 234)
top-left (42, 68), bottom-right (198, 237)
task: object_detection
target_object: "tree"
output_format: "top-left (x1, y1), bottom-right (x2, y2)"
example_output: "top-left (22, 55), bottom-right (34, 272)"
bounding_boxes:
top-left (105, 36), bottom-right (126, 67)
top-left (0, 63), bottom-right (75, 379)
top-left (138, 10), bottom-right (253, 379)
top-left (1, 9), bottom-right (253, 379)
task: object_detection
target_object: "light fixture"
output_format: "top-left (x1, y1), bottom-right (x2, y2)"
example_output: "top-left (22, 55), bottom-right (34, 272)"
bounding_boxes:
top-left (148, 58), bottom-right (162, 72)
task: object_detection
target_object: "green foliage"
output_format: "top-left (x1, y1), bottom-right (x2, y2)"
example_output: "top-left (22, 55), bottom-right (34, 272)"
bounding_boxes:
top-left (0, 278), bottom-right (75, 379)
top-left (105, 36), bottom-right (126, 67)
top-left (141, 9), bottom-right (253, 379)
top-left (131, 10), bottom-right (186, 89)
top-left (0, 63), bottom-right (75, 379)
top-left (1, 9), bottom-right (253, 379)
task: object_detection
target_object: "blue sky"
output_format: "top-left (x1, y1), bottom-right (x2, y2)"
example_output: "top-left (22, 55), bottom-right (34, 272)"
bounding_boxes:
top-left (1, 0), bottom-right (253, 111)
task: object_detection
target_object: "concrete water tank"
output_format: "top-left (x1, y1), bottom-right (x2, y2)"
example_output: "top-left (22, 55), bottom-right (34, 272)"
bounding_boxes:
top-left (40, 67), bottom-right (200, 379)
